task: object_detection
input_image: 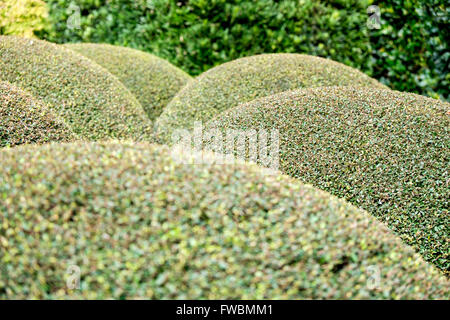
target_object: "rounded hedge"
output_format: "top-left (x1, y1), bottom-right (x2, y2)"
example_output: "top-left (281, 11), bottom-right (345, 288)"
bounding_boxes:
top-left (64, 43), bottom-right (192, 120)
top-left (0, 81), bottom-right (77, 148)
top-left (155, 53), bottom-right (387, 143)
top-left (0, 141), bottom-right (448, 299)
top-left (0, 36), bottom-right (152, 140)
top-left (204, 86), bottom-right (450, 274)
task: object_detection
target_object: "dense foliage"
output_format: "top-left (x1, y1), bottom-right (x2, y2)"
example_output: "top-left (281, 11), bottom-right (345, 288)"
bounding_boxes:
top-left (205, 86), bottom-right (450, 274)
top-left (1, 141), bottom-right (448, 299)
top-left (370, 0), bottom-right (448, 100)
top-left (39, 0), bottom-right (448, 100)
top-left (0, 36), bottom-right (153, 140)
top-left (41, 1), bottom-right (373, 77)
top-left (0, 81), bottom-right (76, 148)
top-left (155, 53), bottom-right (385, 143)
top-left (65, 43), bottom-right (192, 120)
top-left (0, 0), bottom-right (447, 299)
top-left (0, 0), bottom-right (48, 38)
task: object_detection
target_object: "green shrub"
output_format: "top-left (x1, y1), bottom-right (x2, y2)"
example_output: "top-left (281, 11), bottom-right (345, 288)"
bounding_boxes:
top-left (40, 0), bottom-right (449, 100)
top-left (64, 43), bottom-right (192, 120)
top-left (155, 53), bottom-right (386, 143)
top-left (370, 0), bottom-right (449, 100)
top-left (0, 141), bottom-right (448, 299)
top-left (204, 86), bottom-right (450, 274)
top-left (0, 81), bottom-right (77, 148)
top-left (42, 0), bottom-right (373, 77)
top-left (0, 0), bottom-right (48, 38)
top-left (0, 36), bottom-right (153, 140)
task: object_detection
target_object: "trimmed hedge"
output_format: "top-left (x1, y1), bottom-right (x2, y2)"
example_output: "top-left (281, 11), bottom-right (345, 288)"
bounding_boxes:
top-left (0, 36), bottom-right (153, 140)
top-left (0, 81), bottom-right (76, 148)
top-left (64, 43), bottom-right (192, 120)
top-left (204, 86), bottom-right (450, 274)
top-left (155, 53), bottom-right (386, 143)
top-left (0, 141), bottom-right (448, 299)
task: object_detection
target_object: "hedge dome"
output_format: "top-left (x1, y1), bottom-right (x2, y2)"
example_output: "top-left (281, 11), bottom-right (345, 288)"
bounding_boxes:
top-left (204, 86), bottom-right (450, 274)
top-left (0, 141), bottom-right (447, 299)
top-left (0, 36), bottom-right (152, 140)
top-left (155, 53), bottom-right (387, 143)
top-left (0, 81), bottom-right (77, 148)
top-left (64, 43), bottom-right (192, 120)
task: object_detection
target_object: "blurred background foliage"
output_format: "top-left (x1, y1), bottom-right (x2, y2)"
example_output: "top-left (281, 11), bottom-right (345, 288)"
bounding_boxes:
top-left (0, 0), bottom-right (48, 38)
top-left (369, 0), bottom-right (448, 100)
top-left (1, 0), bottom-right (448, 100)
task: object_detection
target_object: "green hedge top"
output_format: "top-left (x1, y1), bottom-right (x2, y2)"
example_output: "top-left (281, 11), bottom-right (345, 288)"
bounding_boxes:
top-left (155, 53), bottom-right (386, 143)
top-left (204, 86), bottom-right (450, 274)
top-left (0, 81), bottom-right (77, 148)
top-left (64, 43), bottom-right (192, 121)
top-left (0, 36), bottom-right (152, 140)
top-left (0, 141), bottom-right (448, 299)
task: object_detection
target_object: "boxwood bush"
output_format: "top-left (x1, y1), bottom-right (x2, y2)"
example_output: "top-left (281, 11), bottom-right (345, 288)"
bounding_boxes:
top-left (155, 53), bottom-right (386, 143)
top-left (0, 141), bottom-right (448, 299)
top-left (204, 86), bottom-right (450, 274)
top-left (0, 81), bottom-right (77, 148)
top-left (64, 43), bottom-right (192, 120)
top-left (0, 36), bottom-right (153, 140)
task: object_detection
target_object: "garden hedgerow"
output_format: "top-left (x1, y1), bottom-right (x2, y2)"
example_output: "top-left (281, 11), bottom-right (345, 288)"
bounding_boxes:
top-left (65, 43), bottom-right (192, 120)
top-left (0, 81), bottom-right (77, 148)
top-left (205, 86), bottom-right (450, 274)
top-left (0, 141), bottom-right (448, 299)
top-left (0, 36), bottom-right (153, 140)
top-left (155, 53), bottom-right (387, 143)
